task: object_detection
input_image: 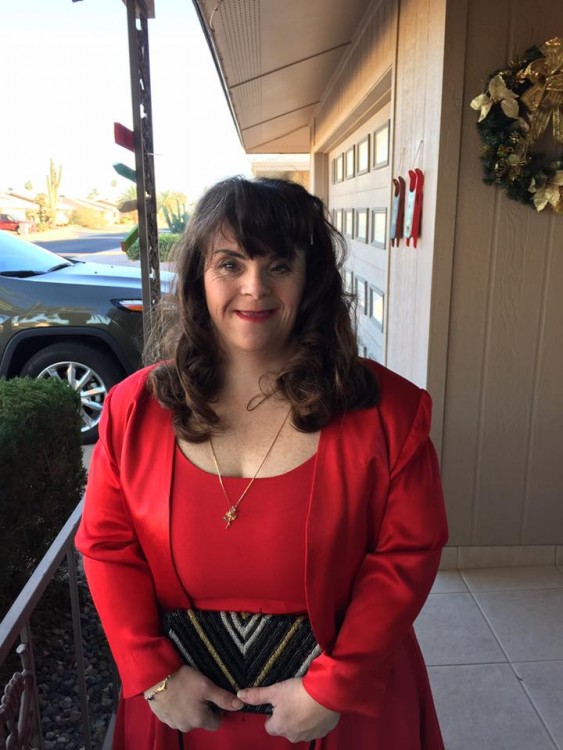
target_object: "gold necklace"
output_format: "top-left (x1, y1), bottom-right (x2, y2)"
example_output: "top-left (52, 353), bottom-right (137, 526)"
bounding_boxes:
top-left (208, 409), bottom-right (291, 529)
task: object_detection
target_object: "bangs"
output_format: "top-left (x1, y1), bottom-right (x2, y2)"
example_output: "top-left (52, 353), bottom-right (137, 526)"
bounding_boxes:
top-left (209, 222), bottom-right (299, 261)
top-left (196, 177), bottom-right (317, 261)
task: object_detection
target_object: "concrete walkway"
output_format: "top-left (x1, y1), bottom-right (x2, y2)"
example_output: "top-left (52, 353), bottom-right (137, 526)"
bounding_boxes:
top-left (418, 567), bottom-right (563, 749)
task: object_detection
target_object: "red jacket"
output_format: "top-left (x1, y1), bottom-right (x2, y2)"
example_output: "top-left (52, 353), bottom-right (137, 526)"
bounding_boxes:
top-left (76, 360), bottom-right (447, 745)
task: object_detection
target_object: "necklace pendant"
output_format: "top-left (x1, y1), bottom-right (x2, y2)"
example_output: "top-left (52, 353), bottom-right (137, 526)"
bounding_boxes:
top-left (223, 506), bottom-right (238, 529)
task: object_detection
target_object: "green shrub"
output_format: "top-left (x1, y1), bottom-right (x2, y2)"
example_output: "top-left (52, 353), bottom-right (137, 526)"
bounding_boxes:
top-left (0, 378), bottom-right (86, 617)
top-left (125, 232), bottom-right (182, 262)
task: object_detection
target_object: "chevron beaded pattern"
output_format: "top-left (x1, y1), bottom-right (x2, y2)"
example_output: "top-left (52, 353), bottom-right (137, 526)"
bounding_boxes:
top-left (163, 609), bottom-right (322, 714)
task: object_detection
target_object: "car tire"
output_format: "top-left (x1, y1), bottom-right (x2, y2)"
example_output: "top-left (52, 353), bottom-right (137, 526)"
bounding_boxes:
top-left (20, 343), bottom-right (123, 444)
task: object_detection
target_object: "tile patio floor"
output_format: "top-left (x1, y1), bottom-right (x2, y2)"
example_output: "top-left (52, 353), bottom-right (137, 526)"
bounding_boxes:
top-left (417, 566), bottom-right (563, 749)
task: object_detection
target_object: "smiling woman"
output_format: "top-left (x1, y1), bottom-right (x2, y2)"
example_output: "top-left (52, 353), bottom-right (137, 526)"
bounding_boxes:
top-left (149, 177), bottom-right (374, 442)
top-left (203, 232), bottom-right (307, 361)
top-left (76, 177), bottom-right (447, 750)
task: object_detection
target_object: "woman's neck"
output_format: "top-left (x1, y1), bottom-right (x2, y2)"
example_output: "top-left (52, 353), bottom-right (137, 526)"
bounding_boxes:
top-left (219, 352), bottom-right (287, 409)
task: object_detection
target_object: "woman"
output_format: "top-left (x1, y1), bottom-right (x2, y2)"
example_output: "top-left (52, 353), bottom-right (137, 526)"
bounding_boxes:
top-left (76, 176), bottom-right (448, 749)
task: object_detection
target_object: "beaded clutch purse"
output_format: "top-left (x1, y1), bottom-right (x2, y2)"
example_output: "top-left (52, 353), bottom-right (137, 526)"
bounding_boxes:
top-left (162, 608), bottom-right (322, 714)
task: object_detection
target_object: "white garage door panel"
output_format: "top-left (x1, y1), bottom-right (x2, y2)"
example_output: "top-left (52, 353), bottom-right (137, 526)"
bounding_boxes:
top-left (328, 103), bottom-right (391, 362)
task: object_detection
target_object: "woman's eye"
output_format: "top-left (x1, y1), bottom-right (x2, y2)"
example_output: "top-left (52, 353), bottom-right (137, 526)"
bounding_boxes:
top-left (270, 262), bottom-right (291, 274)
top-left (218, 260), bottom-right (239, 272)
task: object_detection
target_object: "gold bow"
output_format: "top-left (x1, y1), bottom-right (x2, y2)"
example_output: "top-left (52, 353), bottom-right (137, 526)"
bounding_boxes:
top-left (520, 37), bottom-right (563, 142)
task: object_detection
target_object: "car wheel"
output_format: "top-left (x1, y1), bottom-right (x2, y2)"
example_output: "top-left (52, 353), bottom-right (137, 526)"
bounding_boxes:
top-left (20, 343), bottom-right (123, 444)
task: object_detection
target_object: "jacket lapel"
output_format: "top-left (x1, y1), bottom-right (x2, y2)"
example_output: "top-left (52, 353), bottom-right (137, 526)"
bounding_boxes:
top-left (125, 396), bottom-right (191, 609)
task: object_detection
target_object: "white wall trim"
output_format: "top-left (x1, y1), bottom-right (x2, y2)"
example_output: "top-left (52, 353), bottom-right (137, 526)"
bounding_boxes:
top-left (439, 545), bottom-right (561, 570)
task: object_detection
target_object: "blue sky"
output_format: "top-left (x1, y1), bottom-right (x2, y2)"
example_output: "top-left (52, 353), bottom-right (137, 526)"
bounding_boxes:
top-left (1, 0), bottom-right (251, 202)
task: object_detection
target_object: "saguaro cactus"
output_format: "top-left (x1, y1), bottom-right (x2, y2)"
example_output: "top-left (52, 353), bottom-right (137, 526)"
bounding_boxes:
top-left (162, 200), bottom-right (189, 233)
top-left (46, 158), bottom-right (62, 215)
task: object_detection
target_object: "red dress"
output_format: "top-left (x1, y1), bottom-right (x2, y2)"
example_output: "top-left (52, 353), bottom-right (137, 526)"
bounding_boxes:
top-left (116, 446), bottom-right (322, 749)
top-left (170, 445), bottom-right (315, 749)
top-left (116, 445), bottom-right (436, 749)
top-left (78, 362), bottom-right (447, 750)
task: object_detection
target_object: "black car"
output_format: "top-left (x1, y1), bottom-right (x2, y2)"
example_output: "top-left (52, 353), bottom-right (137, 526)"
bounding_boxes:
top-left (0, 230), bottom-right (171, 442)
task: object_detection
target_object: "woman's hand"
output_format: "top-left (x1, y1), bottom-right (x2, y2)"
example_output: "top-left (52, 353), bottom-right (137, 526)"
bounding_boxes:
top-left (145, 666), bottom-right (243, 732)
top-left (238, 678), bottom-right (340, 742)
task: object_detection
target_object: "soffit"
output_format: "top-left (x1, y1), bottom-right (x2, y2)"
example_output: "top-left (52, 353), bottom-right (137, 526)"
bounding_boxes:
top-left (193, 0), bottom-right (372, 153)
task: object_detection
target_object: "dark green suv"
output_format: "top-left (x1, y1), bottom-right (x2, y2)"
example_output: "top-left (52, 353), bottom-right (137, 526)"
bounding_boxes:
top-left (0, 230), bottom-right (171, 442)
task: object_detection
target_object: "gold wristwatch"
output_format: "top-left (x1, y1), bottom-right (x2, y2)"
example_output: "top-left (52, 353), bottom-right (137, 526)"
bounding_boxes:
top-left (144, 672), bottom-right (174, 701)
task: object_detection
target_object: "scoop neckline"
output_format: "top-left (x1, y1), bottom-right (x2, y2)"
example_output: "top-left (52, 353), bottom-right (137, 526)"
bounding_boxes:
top-left (174, 442), bottom-right (317, 480)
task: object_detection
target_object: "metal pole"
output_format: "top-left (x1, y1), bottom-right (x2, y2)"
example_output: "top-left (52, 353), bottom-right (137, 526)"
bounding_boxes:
top-left (67, 549), bottom-right (92, 750)
top-left (126, 0), bottom-right (161, 345)
top-left (19, 623), bottom-right (44, 750)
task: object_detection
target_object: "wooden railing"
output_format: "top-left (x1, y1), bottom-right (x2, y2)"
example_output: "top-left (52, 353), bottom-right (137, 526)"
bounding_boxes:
top-left (0, 501), bottom-right (115, 749)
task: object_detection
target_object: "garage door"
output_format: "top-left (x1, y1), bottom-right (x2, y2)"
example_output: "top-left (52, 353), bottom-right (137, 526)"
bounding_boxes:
top-left (328, 103), bottom-right (391, 363)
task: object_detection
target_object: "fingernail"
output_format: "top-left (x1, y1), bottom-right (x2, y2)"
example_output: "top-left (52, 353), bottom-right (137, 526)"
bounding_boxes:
top-left (237, 690), bottom-right (247, 700)
top-left (232, 697), bottom-right (244, 709)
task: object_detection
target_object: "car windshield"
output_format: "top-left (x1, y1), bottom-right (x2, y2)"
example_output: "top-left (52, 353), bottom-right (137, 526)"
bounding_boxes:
top-left (0, 232), bottom-right (71, 275)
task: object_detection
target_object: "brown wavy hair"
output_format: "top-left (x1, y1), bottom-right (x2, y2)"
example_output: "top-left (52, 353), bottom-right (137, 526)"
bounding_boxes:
top-left (147, 176), bottom-right (379, 441)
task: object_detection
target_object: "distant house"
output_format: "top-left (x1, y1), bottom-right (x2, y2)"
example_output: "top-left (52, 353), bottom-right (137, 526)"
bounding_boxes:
top-left (2, 192), bottom-right (75, 227)
top-left (92, 199), bottom-right (121, 224)
top-left (59, 196), bottom-right (120, 226)
top-left (0, 192), bottom-right (38, 221)
top-left (54, 196), bottom-right (79, 225)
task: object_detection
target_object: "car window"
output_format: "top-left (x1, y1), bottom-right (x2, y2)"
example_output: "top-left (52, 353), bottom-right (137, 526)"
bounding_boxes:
top-left (0, 232), bottom-right (65, 274)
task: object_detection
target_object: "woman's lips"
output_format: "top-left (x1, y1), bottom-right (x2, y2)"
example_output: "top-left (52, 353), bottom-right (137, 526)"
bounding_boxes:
top-left (235, 309), bottom-right (276, 322)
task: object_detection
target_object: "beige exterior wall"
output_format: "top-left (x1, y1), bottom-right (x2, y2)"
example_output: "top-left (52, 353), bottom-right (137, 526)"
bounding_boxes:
top-left (440, 0), bottom-right (563, 546)
top-left (387, 0), bottom-right (449, 394)
top-left (309, 0), bottom-right (563, 549)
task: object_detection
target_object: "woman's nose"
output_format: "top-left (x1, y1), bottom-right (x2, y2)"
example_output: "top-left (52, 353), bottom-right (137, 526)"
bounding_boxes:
top-left (243, 265), bottom-right (271, 297)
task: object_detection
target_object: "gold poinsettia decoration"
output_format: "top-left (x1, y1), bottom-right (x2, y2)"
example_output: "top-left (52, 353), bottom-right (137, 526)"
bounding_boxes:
top-left (471, 74), bottom-right (520, 121)
top-left (528, 170), bottom-right (563, 211)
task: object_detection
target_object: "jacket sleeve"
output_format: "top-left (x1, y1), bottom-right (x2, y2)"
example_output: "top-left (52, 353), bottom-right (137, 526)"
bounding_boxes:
top-left (75, 388), bottom-right (183, 698)
top-left (302, 390), bottom-right (448, 716)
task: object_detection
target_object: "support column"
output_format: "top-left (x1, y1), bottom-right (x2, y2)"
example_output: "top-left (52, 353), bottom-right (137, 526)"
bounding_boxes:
top-left (310, 152), bottom-right (329, 205)
top-left (126, 0), bottom-right (160, 344)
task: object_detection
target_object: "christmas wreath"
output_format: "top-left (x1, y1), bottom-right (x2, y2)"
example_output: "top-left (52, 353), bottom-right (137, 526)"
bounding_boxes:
top-left (470, 36), bottom-right (563, 213)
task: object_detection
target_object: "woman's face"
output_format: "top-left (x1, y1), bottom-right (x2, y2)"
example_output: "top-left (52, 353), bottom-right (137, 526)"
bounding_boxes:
top-left (203, 228), bottom-right (306, 361)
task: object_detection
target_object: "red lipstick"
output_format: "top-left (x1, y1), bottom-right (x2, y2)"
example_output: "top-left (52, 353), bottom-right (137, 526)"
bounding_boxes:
top-left (235, 309), bottom-right (276, 322)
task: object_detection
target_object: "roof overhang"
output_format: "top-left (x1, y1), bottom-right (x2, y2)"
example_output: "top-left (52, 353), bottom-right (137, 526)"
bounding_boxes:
top-left (192, 0), bottom-right (372, 154)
